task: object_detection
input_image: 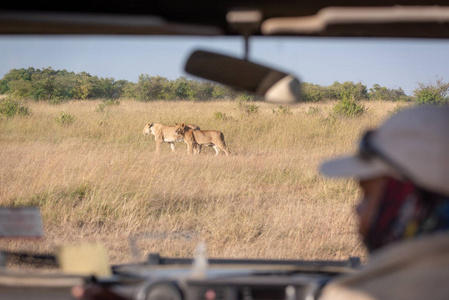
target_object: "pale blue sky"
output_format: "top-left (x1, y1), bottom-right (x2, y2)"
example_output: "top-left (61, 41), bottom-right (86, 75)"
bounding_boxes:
top-left (1, 35), bottom-right (449, 96)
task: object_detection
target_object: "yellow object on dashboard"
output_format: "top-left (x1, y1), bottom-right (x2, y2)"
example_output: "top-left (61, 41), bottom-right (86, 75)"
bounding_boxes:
top-left (57, 243), bottom-right (112, 278)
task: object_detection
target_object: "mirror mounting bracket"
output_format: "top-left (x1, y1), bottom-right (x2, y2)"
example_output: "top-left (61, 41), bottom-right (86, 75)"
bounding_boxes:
top-left (226, 9), bottom-right (262, 60)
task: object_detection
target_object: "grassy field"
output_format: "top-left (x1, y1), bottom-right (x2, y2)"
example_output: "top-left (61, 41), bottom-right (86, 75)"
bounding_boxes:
top-left (0, 99), bottom-right (409, 266)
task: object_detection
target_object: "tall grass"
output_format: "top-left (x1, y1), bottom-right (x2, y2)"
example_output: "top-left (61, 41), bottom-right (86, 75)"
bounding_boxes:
top-left (0, 99), bottom-right (399, 265)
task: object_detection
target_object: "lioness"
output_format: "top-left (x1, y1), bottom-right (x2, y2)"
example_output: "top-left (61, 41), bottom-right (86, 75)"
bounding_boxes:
top-left (174, 123), bottom-right (230, 156)
top-left (142, 123), bottom-right (200, 153)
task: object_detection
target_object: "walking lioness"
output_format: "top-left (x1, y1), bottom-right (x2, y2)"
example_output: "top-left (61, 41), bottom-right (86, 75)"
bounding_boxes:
top-left (142, 122), bottom-right (200, 153)
top-left (174, 123), bottom-right (230, 156)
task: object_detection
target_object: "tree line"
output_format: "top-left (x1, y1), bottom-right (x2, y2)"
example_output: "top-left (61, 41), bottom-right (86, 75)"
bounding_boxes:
top-left (1, 67), bottom-right (448, 105)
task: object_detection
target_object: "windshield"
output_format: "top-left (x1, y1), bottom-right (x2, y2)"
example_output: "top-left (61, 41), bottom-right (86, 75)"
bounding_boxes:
top-left (1, 35), bottom-right (449, 268)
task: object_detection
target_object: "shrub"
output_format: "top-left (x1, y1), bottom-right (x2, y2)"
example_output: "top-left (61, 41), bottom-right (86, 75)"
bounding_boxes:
top-left (95, 103), bottom-right (106, 113)
top-left (333, 81), bottom-right (369, 101)
top-left (332, 98), bottom-right (367, 117)
top-left (55, 111), bottom-right (76, 126)
top-left (95, 99), bottom-right (120, 113)
top-left (188, 80), bottom-right (214, 101)
top-left (237, 99), bottom-right (259, 115)
top-left (237, 93), bottom-right (255, 102)
top-left (174, 79), bottom-right (194, 100)
top-left (213, 111), bottom-right (229, 120)
top-left (7, 80), bottom-right (33, 99)
top-left (104, 99), bottom-right (120, 106)
top-left (0, 97), bottom-right (31, 117)
top-left (212, 84), bottom-right (236, 99)
top-left (135, 75), bottom-right (173, 101)
top-left (302, 83), bottom-right (333, 102)
top-left (413, 79), bottom-right (449, 105)
top-left (272, 105), bottom-right (293, 115)
top-left (307, 106), bottom-right (320, 115)
top-left (369, 84), bottom-right (411, 101)
top-left (1, 68), bottom-right (128, 101)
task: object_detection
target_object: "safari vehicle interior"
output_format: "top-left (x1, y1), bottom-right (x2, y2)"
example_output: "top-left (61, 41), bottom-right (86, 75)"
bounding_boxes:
top-left (1, 0), bottom-right (449, 299)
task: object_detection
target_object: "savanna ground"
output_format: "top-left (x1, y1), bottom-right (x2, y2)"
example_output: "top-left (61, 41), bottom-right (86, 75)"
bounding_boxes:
top-left (0, 99), bottom-right (409, 267)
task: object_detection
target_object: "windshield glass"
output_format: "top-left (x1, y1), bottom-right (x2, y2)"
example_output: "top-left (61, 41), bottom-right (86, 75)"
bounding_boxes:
top-left (1, 35), bottom-right (449, 268)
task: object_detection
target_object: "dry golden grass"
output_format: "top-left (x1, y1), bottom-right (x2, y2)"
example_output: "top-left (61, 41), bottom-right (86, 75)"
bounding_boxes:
top-left (0, 99), bottom-right (404, 265)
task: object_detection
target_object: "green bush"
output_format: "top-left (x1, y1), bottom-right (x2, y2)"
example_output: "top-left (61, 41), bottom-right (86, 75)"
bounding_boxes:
top-left (174, 78), bottom-right (194, 100)
top-left (0, 97), bottom-right (31, 117)
top-left (413, 79), bottom-right (449, 105)
top-left (369, 84), bottom-right (411, 101)
top-left (135, 75), bottom-right (174, 101)
top-left (332, 98), bottom-right (367, 117)
top-left (7, 80), bottom-right (33, 99)
top-left (213, 111), bottom-right (229, 120)
top-left (95, 99), bottom-right (120, 113)
top-left (211, 84), bottom-right (236, 99)
top-left (302, 83), bottom-right (334, 102)
top-left (95, 103), bottom-right (106, 113)
top-left (55, 111), bottom-right (76, 126)
top-left (301, 81), bottom-right (368, 102)
top-left (237, 99), bottom-right (259, 115)
top-left (104, 99), bottom-right (120, 106)
top-left (1, 67), bottom-right (128, 101)
top-left (307, 106), bottom-right (320, 115)
top-left (334, 81), bottom-right (369, 101)
top-left (272, 105), bottom-right (293, 115)
top-left (237, 93), bottom-right (255, 102)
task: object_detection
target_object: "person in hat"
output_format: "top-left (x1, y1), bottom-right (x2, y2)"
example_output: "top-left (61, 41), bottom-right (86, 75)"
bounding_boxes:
top-left (318, 105), bottom-right (449, 300)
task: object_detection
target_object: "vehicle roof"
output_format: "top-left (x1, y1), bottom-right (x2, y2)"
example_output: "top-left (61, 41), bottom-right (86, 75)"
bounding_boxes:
top-left (1, 0), bottom-right (449, 38)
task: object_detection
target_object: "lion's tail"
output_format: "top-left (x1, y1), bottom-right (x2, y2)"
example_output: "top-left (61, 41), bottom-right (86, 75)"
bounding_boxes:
top-left (220, 132), bottom-right (231, 156)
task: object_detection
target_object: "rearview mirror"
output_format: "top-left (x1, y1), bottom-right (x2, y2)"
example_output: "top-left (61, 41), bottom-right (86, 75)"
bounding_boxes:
top-left (185, 50), bottom-right (301, 104)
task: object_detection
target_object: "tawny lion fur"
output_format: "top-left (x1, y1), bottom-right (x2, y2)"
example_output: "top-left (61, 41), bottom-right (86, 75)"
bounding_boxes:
top-left (142, 122), bottom-right (200, 153)
top-left (175, 123), bottom-right (230, 156)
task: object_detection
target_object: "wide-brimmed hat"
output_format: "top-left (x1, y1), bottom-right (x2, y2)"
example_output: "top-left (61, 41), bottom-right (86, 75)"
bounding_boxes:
top-left (319, 105), bottom-right (449, 196)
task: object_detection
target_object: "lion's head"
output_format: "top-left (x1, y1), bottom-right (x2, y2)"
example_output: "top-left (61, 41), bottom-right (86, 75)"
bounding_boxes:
top-left (174, 123), bottom-right (187, 136)
top-left (142, 123), bottom-right (154, 135)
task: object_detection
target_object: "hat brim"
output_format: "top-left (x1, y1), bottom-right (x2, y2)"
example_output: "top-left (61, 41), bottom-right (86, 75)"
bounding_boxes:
top-left (320, 155), bottom-right (391, 180)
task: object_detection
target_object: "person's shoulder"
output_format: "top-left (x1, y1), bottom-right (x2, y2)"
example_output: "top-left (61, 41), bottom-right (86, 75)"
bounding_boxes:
top-left (319, 233), bottom-right (449, 300)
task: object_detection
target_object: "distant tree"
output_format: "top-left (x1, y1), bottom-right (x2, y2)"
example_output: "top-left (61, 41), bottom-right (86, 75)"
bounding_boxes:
top-left (413, 79), bottom-right (449, 105)
top-left (369, 84), bottom-right (411, 101)
top-left (135, 75), bottom-right (173, 101)
top-left (191, 80), bottom-right (215, 101)
top-left (0, 67), bottom-right (36, 94)
top-left (173, 77), bottom-right (195, 100)
top-left (332, 81), bottom-right (368, 101)
top-left (0, 67), bottom-right (129, 101)
top-left (0, 79), bottom-right (8, 94)
top-left (302, 82), bottom-right (334, 102)
top-left (211, 83), bottom-right (236, 99)
top-left (0, 66), bottom-right (418, 103)
top-left (91, 77), bottom-right (122, 99)
top-left (122, 81), bottom-right (137, 98)
top-left (75, 72), bottom-right (94, 100)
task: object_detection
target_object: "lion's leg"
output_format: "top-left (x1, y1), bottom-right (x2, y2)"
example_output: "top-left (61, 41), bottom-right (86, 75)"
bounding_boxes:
top-left (222, 144), bottom-right (230, 156)
top-left (212, 145), bottom-right (220, 156)
top-left (187, 143), bottom-right (194, 155)
top-left (169, 142), bottom-right (175, 152)
top-left (217, 142), bottom-right (230, 156)
top-left (194, 143), bottom-right (201, 155)
top-left (155, 133), bottom-right (164, 154)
